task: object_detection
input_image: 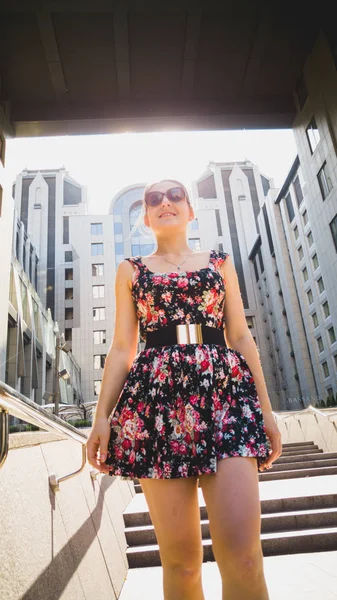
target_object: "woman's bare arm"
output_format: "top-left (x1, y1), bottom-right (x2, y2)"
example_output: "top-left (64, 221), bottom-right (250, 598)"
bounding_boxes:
top-left (87, 260), bottom-right (139, 472)
top-left (94, 259), bottom-right (139, 420)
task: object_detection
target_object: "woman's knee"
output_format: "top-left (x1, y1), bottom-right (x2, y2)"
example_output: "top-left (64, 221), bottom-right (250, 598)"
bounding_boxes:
top-left (215, 544), bottom-right (264, 581)
top-left (161, 545), bottom-right (203, 575)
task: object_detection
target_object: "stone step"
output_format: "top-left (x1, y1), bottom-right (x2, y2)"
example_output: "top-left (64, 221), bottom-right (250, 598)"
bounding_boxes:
top-left (275, 451), bottom-right (335, 464)
top-left (277, 448), bottom-right (323, 456)
top-left (263, 456), bottom-right (337, 472)
top-left (133, 463), bottom-right (337, 492)
top-left (126, 527), bottom-right (337, 568)
top-left (282, 444), bottom-right (319, 454)
top-left (258, 464), bottom-right (337, 481)
top-left (123, 491), bottom-right (337, 528)
top-left (125, 507), bottom-right (337, 548)
top-left (281, 441), bottom-right (316, 448)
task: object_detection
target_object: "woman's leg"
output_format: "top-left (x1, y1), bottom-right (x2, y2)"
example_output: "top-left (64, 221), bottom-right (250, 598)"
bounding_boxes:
top-left (139, 475), bottom-right (205, 600)
top-left (199, 457), bottom-right (269, 600)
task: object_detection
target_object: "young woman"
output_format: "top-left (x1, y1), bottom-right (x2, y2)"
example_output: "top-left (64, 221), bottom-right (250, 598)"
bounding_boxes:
top-left (87, 179), bottom-right (282, 600)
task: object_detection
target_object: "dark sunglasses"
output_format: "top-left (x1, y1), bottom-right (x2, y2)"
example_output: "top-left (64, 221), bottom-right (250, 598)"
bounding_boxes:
top-left (144, 186), bottom-right (187, 207)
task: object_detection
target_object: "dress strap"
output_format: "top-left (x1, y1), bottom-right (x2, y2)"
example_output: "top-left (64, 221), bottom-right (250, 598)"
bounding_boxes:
top-left (124, 256), bottom-right (143, 269)
top-left (209, 249), bottom-right (230, 271)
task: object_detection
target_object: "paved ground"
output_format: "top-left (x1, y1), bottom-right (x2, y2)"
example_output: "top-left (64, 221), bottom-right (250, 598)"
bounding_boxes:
top-left (119, 551), bottom-right (337, 599)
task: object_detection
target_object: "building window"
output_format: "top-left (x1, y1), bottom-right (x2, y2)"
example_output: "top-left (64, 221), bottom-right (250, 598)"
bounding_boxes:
top-left (322, 361), bottom-right (329, 378)
top-left (65, 328), bottom-right (72, 341)
top-left (93, 285), bottom-right (105, 298)
top-left (65, 288), bottom-right (73, 300)
top-left (262, 204), bottom-right (274, 255)
top-left (91, 243), bottom-right (104, 256)
top-left (317, 336), bottom-right (324, 352)
top-left (317, 162), bottom-right (333, 200)
top-left (115, 242), bottom-right (124, 255)
top-left (35, 257), bottom-right (38, 288)
top-left (94, 380), bottom-right (102, 396)
top-left (246, 316), bottom-right (254, 329)
top-left (92, 263), bottom-right (104, 276)
top-left (312, 312), bottom-right (319, 328)
top-left (114, 222), bottom-right (123, 234)
top-left (189, 238), bottom-right (201, 250)
top-left (257, 248), bottom-right (264, 274)
top-left (293, 175), bottom-right (304, 207)
top-left (215, 210), bottom-right (222, 236)
top-left (294, 225), bottom-right (299, 240)
top-left (330, 214), bottom-right (337, 252)
top-left (93, 330), bottom-right (106, 345)
top-left (253, 257), bottom-right (259, 282)
top-left (65, 307), bottom-right (73, 320)
top-left (302, 209), bottom-right (308, 225)
top-left (328, 326), bottom-right (336, 344)
top-left (307, 231), bottom-right (314, 247)
top-left (191, 218), bottom-right (199, 230)
top-left (307, 289), bottom-right (313, 304)
top-left (285, 192), bottom-right (295, 222)
top-left (323, 301), bottom-right (330, 318)
top-left (312, 253), bottom-right (319, 270)
top-left (65, 268), bottom-right (73, 280)
top-left (94, 355), bottom-right (106, 370)
top-left (93, 307), bottom-right (106, 321)
top-left (306, 117), bottom-right (320, 154)
top-left (302, 267), bottom-right (308, 282)
top-left (63, 216), bottom-right (69, 244)
top-left (65, 250), bottom-right (73, 262)
top-left (91, 222), bottom-right (103, 235)
top-left (317, 277), bottom-right (325, 294)
top-left (298, 246), bottom-right (304, 261)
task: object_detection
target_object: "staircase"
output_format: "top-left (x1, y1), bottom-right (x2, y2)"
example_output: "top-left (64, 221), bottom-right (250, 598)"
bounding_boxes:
top-left (122, 441), bottom-right (337, 569)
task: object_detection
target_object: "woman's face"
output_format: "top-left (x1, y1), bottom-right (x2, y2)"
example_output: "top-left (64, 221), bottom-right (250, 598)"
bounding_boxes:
top-left (144, 180), bottom-right (194, 233)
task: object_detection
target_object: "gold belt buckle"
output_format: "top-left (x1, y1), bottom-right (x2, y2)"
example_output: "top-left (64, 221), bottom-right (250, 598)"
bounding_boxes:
top-left (176, 323), bottom-right (203, 344)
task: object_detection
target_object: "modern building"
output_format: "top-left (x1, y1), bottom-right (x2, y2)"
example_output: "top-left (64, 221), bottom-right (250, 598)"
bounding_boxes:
top-left (12, 168), bottom-right (88, 329)
top-left (192, 160), bottom-right (279, 407)
top-left (0, 163), bottom-right (83, 407)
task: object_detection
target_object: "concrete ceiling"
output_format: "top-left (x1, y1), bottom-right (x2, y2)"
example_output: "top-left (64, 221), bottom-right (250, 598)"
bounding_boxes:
top-left (0, 1), bottom-right (326, 137)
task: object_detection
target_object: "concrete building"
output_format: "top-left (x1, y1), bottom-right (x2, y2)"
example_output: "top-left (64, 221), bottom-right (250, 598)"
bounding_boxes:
top-left (0, 155), bottom-right (83, 407)
top-left (12, 168), bottom-right (88, 330)
top-left (192, 160), bottom-right (279, 407)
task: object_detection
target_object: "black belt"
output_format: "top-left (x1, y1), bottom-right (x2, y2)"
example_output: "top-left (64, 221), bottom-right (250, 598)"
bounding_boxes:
top-left (145, 323), bottom-right (227, 349)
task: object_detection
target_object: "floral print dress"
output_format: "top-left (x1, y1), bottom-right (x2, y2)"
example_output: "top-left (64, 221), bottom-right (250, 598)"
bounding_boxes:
top-left (105, 249), bottom-right (271, 480)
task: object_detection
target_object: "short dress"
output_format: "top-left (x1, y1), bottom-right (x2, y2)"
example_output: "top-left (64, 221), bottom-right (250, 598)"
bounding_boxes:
top-left (105, 249), bottom-right (271, 480)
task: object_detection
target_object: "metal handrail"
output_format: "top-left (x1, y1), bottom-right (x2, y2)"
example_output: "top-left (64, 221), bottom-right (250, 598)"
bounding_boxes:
top-left (0, 381), bottom-right (89, 492)
top-left (272, 404), bottom-right (337, 422)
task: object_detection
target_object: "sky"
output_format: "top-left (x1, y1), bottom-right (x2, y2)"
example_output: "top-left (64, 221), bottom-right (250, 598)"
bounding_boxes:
top-left (6, 129), bottom-right (297, 214)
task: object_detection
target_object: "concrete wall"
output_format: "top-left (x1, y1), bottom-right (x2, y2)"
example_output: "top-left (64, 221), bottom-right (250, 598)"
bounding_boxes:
top-left (0, 433), bottom-right (135, 600)
top-left (274, 408), bottom-right (337, 453)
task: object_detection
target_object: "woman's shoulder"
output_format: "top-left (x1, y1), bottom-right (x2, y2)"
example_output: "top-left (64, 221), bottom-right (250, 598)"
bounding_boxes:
top-left (211, 248), bottom-right (230, 264)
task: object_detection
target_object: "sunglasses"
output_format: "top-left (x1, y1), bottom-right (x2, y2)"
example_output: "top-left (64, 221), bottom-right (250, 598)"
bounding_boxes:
top-left (144, 186), bottom-right (187, 207)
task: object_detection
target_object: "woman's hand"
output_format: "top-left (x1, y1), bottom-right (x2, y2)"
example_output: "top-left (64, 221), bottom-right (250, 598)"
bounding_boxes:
top-left (259, 411), bottom-right (282, 471)
top-left (86, 417), bottom-right (111, 475)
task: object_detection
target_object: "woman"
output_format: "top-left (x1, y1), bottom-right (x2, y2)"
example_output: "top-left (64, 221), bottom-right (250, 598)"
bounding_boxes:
top-left (87, 179), bottom-right (282, 600)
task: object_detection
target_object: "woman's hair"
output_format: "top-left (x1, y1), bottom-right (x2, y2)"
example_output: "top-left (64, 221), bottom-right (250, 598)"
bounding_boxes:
top-left (128, 179), bottom-right (192, 240)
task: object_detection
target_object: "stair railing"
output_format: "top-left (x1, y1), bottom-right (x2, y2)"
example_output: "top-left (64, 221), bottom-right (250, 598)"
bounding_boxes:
top-left (0, 380), bottom-right (88, 492)
top-left (273, 404), bottom-right (337, 426)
